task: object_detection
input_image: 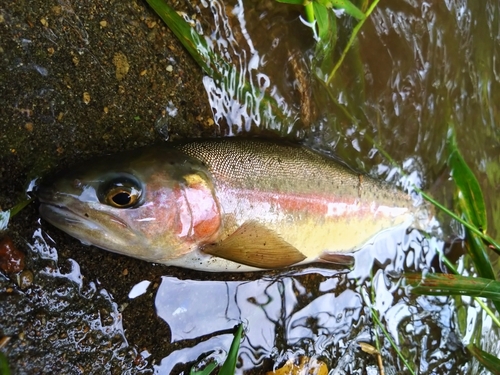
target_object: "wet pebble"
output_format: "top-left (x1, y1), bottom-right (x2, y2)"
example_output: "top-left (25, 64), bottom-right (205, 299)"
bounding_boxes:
top-left (113, 52), bottom-right (130, 81)
top-left (0, 236), bottom-right (25, 274)
top-left (17, 270), bottom-right (34, 290)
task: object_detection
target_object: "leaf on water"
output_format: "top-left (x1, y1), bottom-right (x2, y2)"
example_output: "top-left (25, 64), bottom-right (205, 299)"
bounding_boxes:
top-left (358, 342), bottom-right (379, 355)
top-left (447, 126), bottom-right (487, 232)
top-left (467, 344), bottom-right (500, 375)
top-left (266, 356), bottom-right (328, 375)
top-left (219, 324), bottom-right (243, 375)
top-left (0, 236), bottom-right (26, 274)
top-left (358, 342), bottom-right (384, 375)
top-left (406, 273), bottom-right (500, 301)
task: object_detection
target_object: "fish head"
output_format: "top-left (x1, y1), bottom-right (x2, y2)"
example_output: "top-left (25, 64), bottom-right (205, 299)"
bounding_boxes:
top-left (36, 146), bottom-right (221, 263)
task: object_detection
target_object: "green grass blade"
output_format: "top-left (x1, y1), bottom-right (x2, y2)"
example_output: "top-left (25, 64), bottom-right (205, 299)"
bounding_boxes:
top-left (304, 2), bottom-right (315, 24)
top-left (9, 198), bottom-right (33, 217)
top-left (446, 126), bottom-right (500, 311)
top-left (0, 198), bottom-right (33, 231)
top-left (365, 132), bottom-right (500, 253)
top-left (370, 312), bottom-right (416, 374)
top-left (326, 0), bottom-right (379, 83)
top-left (189, 324), bottom-right (243, 375)
top-left (406, 248), bottom-right (500, 329)
top-left (146, 0), bottom-right (214, 76)
top-left (312, 1), bottom-right (338, 76)
top-left (466, 232), bottom-right (497, 280)
top-left (313, 2), bottom-right (330, 41)
top-left (318, 0), bottom-right (365, 20)
top-left (369, 272), bottom-right (382, 361)
top-left (447, 127), bottom-right (487, 232)
top-left (277, 0), bottom-right (364, 21)
top-left (275, 0), bottom-right (304, 4)
top-left (466, 233), bottom-right (500, 313)
top-left (407, 273), bottom-right (500, 301)
top-left (364, 284), bottom-right (416, 375)
top-left (147, 0), bottom-right (294, 130)
top-left (189, 362), bottom-right (217, 375)
top-left (417, 191), bottom-right (500, 254)
top-left (467, 344), bottom-right (500, 375)
top-left (0, 352), bottom-right (10, 375)
top-left (219, 324), bottom-right (243, 375)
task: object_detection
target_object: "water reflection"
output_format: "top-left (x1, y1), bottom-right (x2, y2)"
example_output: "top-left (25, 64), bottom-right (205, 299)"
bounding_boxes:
top-left (196, 0), bottom-right (309, 135)
top-left (0, 227), bottom-right (136, 373)
top-left (147, 228), bottom-right (468, 373)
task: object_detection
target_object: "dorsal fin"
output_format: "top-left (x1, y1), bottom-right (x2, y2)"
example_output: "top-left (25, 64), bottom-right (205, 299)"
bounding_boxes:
top-left (203, 221), bottom-right (306, 269)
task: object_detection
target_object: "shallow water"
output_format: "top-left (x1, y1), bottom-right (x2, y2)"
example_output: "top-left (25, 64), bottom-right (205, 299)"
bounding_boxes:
top-left (152, 230), bottom-right (462, 374)
top-left (1, 0), bottom-right (499, 374)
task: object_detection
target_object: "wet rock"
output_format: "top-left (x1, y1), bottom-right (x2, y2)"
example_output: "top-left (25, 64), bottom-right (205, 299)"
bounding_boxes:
top-left (16, 270), bottom-right (34, 290)
top-left (0, 236), bottom-right (25, 274)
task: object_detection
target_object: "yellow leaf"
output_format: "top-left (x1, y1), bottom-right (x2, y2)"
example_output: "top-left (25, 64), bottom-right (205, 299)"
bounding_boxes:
top-left (267, 356), bottom-right (328, 375)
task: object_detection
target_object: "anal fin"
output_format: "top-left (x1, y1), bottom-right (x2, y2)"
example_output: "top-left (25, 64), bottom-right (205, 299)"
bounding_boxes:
top-left (203, 221), bottom-right (306, 269)
top-left (318, 252), bottom-right (355, 268)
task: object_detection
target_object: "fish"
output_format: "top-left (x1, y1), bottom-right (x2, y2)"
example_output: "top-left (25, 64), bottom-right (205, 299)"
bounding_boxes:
top-left (36, 138), bottom-right (431, 272)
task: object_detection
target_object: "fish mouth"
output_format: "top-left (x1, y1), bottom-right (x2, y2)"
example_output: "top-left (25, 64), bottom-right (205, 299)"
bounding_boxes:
top-left (39, 201), bottom-right (96, 229)
top-left (38, 198), bottom-right (130, 235)
top-left (37, 182), bottom-right (115, 229)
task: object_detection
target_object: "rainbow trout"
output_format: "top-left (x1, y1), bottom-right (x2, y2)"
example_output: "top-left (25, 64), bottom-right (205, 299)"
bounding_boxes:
top-left (37, 138), bottom-right (430, 272)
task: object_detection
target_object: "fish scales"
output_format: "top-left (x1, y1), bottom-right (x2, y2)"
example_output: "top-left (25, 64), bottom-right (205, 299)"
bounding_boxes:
top-left (175, 139), bottom-right (407, 210)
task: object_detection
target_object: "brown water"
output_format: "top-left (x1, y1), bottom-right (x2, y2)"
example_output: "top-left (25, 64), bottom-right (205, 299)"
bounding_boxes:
top-left (1, 0), bottom-right (499, 374)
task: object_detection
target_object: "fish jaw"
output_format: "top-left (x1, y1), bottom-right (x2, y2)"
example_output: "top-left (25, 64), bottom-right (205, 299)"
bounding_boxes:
top-left (37, 189), bottom-right (188, 262)
top-left (39, 198), bottom-right (139, 251)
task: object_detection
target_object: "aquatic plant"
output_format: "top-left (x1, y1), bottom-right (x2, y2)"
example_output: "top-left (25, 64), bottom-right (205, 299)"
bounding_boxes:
top-left (189, 324), bottom-right (243, 375)
top-left (0, 351), bottom-right (10, 375)
top-left (405, 129), bottom-right (500, 374)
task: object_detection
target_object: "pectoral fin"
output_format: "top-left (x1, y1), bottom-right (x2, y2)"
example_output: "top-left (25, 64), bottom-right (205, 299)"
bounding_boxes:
top-left (203, 221), bottom-right (306, 269)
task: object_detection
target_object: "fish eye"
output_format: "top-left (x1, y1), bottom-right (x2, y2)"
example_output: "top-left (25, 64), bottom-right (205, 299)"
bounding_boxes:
top-left (99, 175), bottom-right (142, 208)
top-left (106, 186), bottom-right (140, 208)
